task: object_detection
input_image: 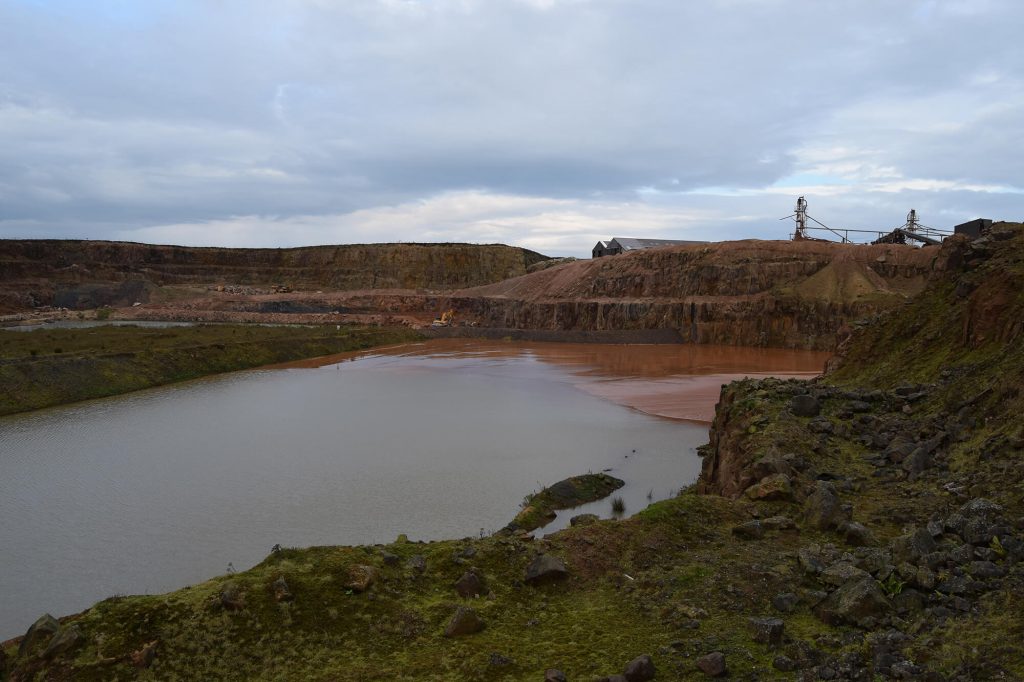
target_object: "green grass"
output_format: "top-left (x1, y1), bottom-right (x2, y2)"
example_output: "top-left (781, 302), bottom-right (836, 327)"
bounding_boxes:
top-left (0, 324), bottom-right (420, 415)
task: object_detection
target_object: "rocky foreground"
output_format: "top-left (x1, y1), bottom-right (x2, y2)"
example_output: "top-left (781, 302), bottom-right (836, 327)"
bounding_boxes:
top-left (3, 225), bottom-right (1023, 680)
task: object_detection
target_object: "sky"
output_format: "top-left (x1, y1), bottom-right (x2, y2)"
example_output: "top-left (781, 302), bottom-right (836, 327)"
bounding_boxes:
top-left (1, 0), bottom-right (1022, 257)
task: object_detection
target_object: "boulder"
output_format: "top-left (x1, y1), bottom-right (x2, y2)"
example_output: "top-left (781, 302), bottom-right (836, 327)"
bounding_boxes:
top-left (948, 498), bottom-right (1005, 545)
top-left (544, 669), bottom-right (568, 682)
top-left (344, 565), bottom-right (377, 593)
top-left (18, 613), bottom-right (60, 657)
top-left (744, 474), bottom-right (793, 501)
top-left (525, 554), bottom-right (569, 586)
top-left (797, 546), bottom-right (825, 575)
top-left (750, 454), bottom-right (793, 481)
top-left (381, 551), bottom-right (401, 566)
top-left (773, 655), bottom-right (797, 672)
top-left (42, 625), bottom-right (82, 659)
top-left (444, 607), bottom-right (485, 637)
top-left (915, 566), bottom-right (936, 590)
top-left (570, 513), bottom-right (600, 527)
top-left (623, 654), bottom-right (656, 681)
top-left (696, 651), bottom-right (727, 677)
top-left (891, 529), bottom-right (937, 565)
top-left (272, 576), bottom-right (293, 602)
top-left (731, 520), bottom-right (765, 540)
top-left (821, 562), bottom-right (870, 587)
top-left (968, 560), bottom-right (1006, 579)
top-left (843, 522), bottom-right (875, 547)
top-left (762, 515), bottom-right (795, 531)
top-left (814, 577), bottom-right (890, 628)
top-left (803, 481), bottom-right (850, 531)
top-left (748, 617), bottom-right (785, 646)
top-left (791, 394), bottom-right (821, 417)
top-left (406, 555), bottom-right (427, 573)
top-left (772, 592), bottom-right (799, 613)
top-left (455, 570), bottom-right (487, 598)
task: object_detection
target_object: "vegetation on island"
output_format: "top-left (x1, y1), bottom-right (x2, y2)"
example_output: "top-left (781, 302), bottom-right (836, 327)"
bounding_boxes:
top-left (508, 473), bottom-right (625, 533)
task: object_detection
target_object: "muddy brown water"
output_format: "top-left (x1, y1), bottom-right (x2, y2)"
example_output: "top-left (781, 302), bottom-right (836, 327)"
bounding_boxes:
top-left (0, 339), bottom-right (827, 638)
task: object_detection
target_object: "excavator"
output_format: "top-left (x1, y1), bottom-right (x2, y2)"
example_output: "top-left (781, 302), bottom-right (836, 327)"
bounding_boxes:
top-left (431, 309), bottom-right (455, 327)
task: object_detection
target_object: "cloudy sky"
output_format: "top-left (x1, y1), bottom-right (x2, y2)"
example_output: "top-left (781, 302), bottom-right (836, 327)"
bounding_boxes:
top-left (1, 0), bottom-right (1021, 256)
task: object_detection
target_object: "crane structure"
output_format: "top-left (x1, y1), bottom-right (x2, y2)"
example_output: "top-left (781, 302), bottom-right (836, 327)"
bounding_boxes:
top-left (782, 198), bottom-right (952, 245)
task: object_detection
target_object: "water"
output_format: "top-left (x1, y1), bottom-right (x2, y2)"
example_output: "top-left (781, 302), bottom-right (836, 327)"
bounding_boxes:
top-left (0, 339), bottom-right (827, 638)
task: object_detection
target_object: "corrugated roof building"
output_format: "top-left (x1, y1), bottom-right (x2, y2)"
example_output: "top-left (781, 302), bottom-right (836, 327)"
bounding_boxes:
top-left (592, 237), bottom-right (706, 258)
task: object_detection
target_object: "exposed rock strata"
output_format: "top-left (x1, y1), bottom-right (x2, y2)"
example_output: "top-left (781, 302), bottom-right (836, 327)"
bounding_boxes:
top-left (0, 240), bottom-right (550, 313)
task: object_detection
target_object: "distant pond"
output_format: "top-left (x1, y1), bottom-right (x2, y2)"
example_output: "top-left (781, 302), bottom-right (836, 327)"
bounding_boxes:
top-left (0, 339), bottom-right (827, 638)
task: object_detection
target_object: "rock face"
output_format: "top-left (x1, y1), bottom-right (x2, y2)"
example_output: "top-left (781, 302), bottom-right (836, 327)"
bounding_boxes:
top-left (443, 239), bottom-right (938, 350)
top-left (443, 607), bottom-right (485, 637)
top-left (0, 240), bottom-right (550, 313)
top-left (524, 554), bottom-right (569, 586)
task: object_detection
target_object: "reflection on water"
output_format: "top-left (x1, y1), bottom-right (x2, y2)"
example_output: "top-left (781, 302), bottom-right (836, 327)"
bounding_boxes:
top-left (0, 339), bottom-right (827, 638)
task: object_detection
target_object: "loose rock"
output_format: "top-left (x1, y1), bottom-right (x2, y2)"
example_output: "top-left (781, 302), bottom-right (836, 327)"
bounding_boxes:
top-left (815, 576), bottom-right (891, 627)
top-left (748, 617), bottom-right (785, 646)
top-left (344, 565), bottom-right (377, 593)
top-left (803, 481), bottom-right (850, 531)
top-left (525, 554), bottom-right (569, 586)
top-left (772, 592), bottom-right (799, 613)
top-left (42, 625), bottom-right (81, 659)
top-left (18, 613), bottom-right (60, 657)
top-left (744, 473), bottom-right (793, 501)
top-left (696, 651), bottom-right (727, 677)
top-left (455, 570), bottom-right (487, 598)
top-left (791, 394), bottom-right (821, 417)
top-left (444, 607), bottom-right (485, 637)
top-left (623, 654), bottom-right (656, 681)
top-left (544, 668), bottom-right (567, 682)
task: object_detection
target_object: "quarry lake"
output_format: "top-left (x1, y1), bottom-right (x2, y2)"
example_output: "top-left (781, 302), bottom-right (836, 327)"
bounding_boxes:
top-left (0, 339), bottom-right (827, 638)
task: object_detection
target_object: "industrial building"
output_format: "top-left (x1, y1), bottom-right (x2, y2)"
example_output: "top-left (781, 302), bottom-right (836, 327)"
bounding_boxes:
top-left (592, 237), bottom-right (706, 258)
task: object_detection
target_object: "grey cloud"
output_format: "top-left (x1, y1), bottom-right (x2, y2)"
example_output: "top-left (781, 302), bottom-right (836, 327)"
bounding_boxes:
top-left (0, 0), bottom-right (1021, 246)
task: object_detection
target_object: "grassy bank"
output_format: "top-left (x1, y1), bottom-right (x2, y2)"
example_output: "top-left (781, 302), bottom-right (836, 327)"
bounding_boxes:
top-left (0, 324), bottom-right (421, 416)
